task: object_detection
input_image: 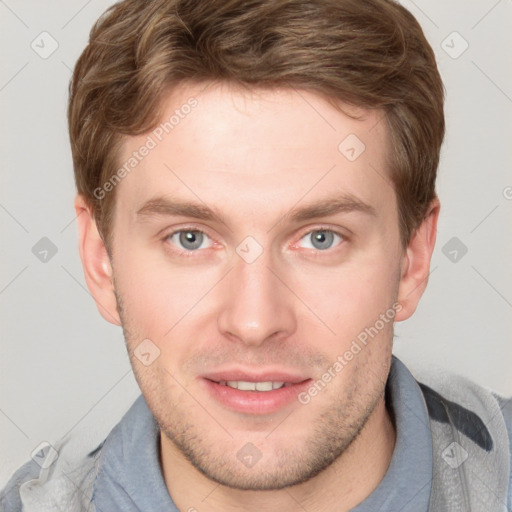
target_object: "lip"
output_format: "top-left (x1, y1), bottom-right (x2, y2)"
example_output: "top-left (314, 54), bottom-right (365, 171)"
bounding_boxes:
top-left (200, 370), bottom-right (312, 415)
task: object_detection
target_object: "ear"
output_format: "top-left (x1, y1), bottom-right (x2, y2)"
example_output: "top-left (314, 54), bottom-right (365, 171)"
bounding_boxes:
top-left (395, 198), bottom-right (440, 322)
top-left (74, 194), bottom-right (121, 326)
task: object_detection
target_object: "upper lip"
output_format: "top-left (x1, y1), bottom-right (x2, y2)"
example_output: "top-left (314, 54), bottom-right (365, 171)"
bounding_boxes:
top-left (202, 369), bottom-right (311, 384)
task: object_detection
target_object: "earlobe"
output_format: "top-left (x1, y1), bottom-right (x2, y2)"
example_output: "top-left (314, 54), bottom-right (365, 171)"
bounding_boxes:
top-left (74, 194), bottom-right (121, 326)
top-left (395, 199), bottom-right (440, 322)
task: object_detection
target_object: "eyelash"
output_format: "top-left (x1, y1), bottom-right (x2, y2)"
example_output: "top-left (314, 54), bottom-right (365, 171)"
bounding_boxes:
top-left (162, 225), bottom-right (347, 257)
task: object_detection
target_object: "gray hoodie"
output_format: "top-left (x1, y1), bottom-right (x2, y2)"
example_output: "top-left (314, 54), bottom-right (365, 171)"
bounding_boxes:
top-left (1, 356), bottom-right (511, 511)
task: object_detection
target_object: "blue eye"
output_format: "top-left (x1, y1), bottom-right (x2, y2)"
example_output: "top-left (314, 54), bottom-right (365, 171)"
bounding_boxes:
top-left (298, 229), bottom-right (343, 251)
top-left (167, 230), bottom-right (212, 251)
top-left (164, 227), bottom-right (344, 255)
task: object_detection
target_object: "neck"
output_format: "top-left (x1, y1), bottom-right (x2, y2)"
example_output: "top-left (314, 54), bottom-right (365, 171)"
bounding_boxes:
top-left (160, 393), bottom-right (396, 512)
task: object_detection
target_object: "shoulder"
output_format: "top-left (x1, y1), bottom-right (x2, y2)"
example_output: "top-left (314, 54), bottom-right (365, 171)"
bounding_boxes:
top-left (409, 362), bottom-right (512, 509)
top-left (0, 458), bottom-right (40, 511)
top-left (493, 391), bottom-right (512, 510)
top-left (0, 395), bottom-right (143, 512)
top-left (0, 395), bottom-right (144, 512)
top-left (0, 439), bottom-right (104, 512)
top-left (493, 391), bottom-right (512, 437)
top-left (407, 361), bottom-right (511, 432)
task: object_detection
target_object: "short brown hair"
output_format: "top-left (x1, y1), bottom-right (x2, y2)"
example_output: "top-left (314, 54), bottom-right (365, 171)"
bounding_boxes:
top-left (68, 0), bottom-right (445, 250)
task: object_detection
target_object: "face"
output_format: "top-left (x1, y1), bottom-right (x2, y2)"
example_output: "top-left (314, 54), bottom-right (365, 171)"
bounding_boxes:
top-left (105, 82), bottom-right (406, 490)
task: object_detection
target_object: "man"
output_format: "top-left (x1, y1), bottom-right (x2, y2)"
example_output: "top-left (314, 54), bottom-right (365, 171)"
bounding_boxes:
top-left (1, 0), bottom-right (511, 510)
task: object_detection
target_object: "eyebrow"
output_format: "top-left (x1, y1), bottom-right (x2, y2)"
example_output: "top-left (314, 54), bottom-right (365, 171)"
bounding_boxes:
top-left (135, 193), bottom-right (377, 225)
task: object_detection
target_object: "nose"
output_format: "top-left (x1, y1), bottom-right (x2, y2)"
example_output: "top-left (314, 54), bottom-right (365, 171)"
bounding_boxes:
top-left (217, 246), bottom-right (297, 347)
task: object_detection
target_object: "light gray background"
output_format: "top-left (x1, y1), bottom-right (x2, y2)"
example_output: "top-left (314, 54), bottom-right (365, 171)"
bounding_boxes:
top-left (1, 0), bottom-right (511, 486)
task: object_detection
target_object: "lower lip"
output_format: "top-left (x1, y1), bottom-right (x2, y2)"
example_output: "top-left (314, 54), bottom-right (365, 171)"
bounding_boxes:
top-left (201, 378), bottom-right (313, 415)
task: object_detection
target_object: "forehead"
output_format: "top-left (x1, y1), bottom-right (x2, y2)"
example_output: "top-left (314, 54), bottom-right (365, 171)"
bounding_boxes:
top-left (114, 81), bottom-right (394, 226)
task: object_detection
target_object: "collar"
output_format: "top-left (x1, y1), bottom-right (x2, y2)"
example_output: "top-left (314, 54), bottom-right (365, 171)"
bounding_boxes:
top-left (351, 355), bottom-right (433, 511)
top-left (92, 393), bottom-right (176, 511)
top-left (92, 355), bottom-right (432, 511)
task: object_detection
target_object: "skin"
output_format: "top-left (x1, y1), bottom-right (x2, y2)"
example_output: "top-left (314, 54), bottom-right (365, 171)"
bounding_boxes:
top-left (75, 81), bottom-right (439, 512)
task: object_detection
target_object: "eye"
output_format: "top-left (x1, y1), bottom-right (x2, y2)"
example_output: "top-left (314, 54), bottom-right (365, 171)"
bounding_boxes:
top-left (297, 229), bottom-right (344, 251)
top-left (166, 229), bottom-right (213, 252)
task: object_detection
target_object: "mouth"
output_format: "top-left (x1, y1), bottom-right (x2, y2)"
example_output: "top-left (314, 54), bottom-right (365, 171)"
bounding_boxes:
top-left (215, 380), bottom-right (295, 391)
top-left (201, 372), bottom-right (313, 415)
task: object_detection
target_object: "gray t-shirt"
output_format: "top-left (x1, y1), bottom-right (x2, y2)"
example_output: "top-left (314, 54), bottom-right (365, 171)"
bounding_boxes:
top-left (91, 356), bottom-right (433, 511)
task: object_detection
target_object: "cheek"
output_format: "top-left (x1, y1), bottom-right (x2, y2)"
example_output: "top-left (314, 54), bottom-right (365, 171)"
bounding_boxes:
top-left (293, 251), bottom-right (400, 335)
top-left (113, 244), bottom-right (222, 341)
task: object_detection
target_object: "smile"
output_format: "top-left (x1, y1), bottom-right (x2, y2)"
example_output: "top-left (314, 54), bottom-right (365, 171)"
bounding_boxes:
top-left (202, 377), bottom-right (313, 414)
top-left (218, 380), bottom-right (290, 391)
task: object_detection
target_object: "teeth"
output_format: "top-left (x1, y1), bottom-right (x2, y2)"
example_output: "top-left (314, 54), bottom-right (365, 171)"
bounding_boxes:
top-left (223, 380), bottom-right (286, 391)
top-left (255, 382), bottom-right (272, 391)
top-left (235, 381), bottom-right (255, 391)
